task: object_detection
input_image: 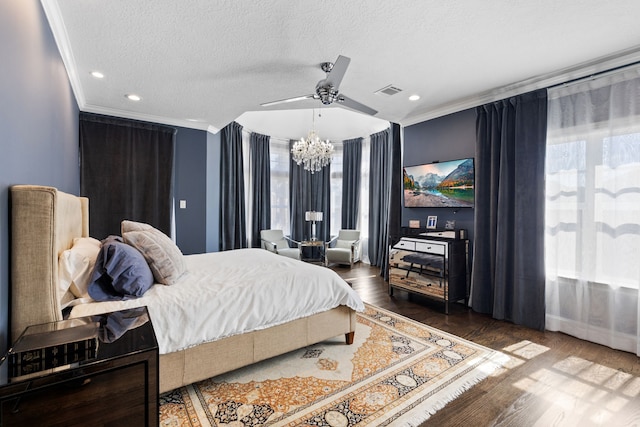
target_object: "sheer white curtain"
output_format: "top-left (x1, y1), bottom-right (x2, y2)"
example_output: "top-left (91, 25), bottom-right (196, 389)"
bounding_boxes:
top-left (545, 66), bottom-right (640, 356)
top-left (359, 136), bottom-right (371, 263)
top-left (241, 130), bottom-right (252, 247)
top-left (269, 137), bottom-right (291, 234)
top-left (327, 137), bottom-right (371, 263)
top-left (329, 141), bottom-right (343, 237)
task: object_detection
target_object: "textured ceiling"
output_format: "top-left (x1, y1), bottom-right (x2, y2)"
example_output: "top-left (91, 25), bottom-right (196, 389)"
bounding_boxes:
top-left (42, 0), bottom-right (640, 140)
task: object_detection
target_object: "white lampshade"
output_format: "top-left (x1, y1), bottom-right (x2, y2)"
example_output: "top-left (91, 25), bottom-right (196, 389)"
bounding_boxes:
top-left (305, 211), bottom-right (323, 222)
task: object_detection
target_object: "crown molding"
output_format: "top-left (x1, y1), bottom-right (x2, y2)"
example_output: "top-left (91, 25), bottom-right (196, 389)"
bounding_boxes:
top-left (41, 1), bottom-right (222, 135)
top-left (402, 46), bottom-right (640, 127)
top-left (41, 0), bottom-right (85, 108)
top-left (81, 104), bottom-right (218, 132)
top-left (43, 0), bottom-right (640, 135)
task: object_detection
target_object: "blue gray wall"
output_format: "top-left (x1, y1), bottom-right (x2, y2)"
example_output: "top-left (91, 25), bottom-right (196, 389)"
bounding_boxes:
top-left (402, 108), bottom-right (476, 244)
top-left (174, 127), bottom-right (209, 254)
top-left (0, 1), bottom-right (80, 353)
top-left (173, 127), bottom-right (220, 255)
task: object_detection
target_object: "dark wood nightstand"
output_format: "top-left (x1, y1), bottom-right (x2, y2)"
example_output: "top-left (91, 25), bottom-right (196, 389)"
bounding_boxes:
top-left (0, 307), bottom-right (158, 426)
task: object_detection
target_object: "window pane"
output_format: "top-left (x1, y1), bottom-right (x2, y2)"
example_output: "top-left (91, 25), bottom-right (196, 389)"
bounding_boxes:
top-left (330, 142), bottom-right (343, 236)
top-left (270, 138), bottom-right (290, 234)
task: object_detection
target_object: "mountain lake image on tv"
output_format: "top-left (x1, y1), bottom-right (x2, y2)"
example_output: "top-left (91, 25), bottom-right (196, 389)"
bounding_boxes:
top-left (403, 158), bottom-right (474, 208)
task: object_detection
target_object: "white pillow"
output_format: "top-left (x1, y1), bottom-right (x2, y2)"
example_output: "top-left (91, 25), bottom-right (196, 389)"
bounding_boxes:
top-left (58, 237), bottom-right (101, 307)
top-left (121, 220), bottom-right (186, 285)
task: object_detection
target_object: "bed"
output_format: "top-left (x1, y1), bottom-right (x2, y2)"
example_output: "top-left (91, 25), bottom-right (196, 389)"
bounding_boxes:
top-left (9, 185), bottom-right (363, 393)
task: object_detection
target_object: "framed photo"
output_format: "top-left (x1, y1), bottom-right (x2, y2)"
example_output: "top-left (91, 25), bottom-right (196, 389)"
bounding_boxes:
top-left (426, 216), bottom-right (437, 229)
top-left (409, 219), bottom-right (420, 229)
top-left (445, 220), bottom-right (456, 230)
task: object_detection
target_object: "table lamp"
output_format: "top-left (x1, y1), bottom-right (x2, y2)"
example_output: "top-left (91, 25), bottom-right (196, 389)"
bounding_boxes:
top-left (305, 211), bottom-right (323, 241)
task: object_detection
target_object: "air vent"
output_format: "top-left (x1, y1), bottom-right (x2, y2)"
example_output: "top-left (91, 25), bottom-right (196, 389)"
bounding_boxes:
top-left (375, 85), bottom-right (403, 96)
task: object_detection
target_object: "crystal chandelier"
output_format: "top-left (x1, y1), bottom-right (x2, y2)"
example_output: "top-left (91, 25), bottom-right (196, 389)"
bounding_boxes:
top-left (291, 110), bottom-right (334, 174)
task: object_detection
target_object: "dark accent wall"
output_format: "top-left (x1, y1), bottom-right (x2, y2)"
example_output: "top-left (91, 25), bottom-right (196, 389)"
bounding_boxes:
top-left (0, 1), bottom-right (80, 353)
top-left (402, 108), bottom-right (476, 244)
top-left (174, 127), bottom-right (208, 254)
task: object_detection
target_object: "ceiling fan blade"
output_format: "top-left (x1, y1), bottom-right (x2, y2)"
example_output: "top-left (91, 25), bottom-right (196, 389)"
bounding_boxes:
top-left (261, 94), bottom-right (316, 107)
top-left (324, 55), bottom-right (351, 89)
top-left (338, 94), bottom-right (378, 116)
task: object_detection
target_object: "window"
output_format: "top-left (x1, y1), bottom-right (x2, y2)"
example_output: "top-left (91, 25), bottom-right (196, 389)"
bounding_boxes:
top-left (329, 142), bottom-right (343, 236)
top-left (270, 138), bottom-right (291, 234)
top-left (242, 132), bottom-right (371, 259)
top-left (545, 67), bottom-right (640, 355)
top-left (546, 128), bottom-right (640, 289)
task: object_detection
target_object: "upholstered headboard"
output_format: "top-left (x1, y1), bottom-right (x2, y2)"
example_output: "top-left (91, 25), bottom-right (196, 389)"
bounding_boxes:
top-left (10, 185), bottom-right (89, 341)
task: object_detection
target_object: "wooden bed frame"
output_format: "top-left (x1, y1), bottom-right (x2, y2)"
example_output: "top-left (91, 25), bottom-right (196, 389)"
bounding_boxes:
top-left (9, 185), bottom-right (356, 393)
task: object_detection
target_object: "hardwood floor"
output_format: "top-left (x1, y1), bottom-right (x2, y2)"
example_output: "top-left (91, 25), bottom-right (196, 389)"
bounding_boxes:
top-left (331, 262), bottom-right (640, 427)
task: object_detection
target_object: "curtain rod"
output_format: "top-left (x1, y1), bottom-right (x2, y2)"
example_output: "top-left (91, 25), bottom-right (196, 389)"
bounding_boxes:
top-left (549, 60), bottom-right (640, 89)
top-left (240, 127), bottom-right (289, 143)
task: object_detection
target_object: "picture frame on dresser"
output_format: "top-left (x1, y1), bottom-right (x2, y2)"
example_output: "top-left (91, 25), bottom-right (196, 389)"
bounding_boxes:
top-left (426, 216), bottom-right (437, 229)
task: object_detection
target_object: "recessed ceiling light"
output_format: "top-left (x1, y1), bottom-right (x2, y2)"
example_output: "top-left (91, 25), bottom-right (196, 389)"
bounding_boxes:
top-left (91, 71), bottom-right (104, 79)
top-left (409, 94), bottom-right (420, 101)
top-left (125, 94), bottom-right (141, 101)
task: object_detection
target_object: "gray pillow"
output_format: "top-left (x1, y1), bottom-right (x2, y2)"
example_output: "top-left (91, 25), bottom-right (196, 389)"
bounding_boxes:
top-left (121, 220), bottom-right (186, 285)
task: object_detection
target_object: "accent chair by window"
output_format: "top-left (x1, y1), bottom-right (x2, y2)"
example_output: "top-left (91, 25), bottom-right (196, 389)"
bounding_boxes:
top-left (324, 230), bottom-right (361, 268)
top-left (260, 229), bottom-right (300, 260)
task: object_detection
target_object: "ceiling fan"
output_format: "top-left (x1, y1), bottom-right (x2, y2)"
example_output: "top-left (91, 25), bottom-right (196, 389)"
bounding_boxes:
top-left (261, 55), bottom-right (378, 116)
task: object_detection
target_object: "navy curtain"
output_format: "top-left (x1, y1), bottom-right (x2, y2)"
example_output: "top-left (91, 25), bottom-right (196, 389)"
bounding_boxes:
top-left (341, 138), bottom-right (362, 229)
top-left (80, 112), bottom-right (175, 240)
top-left (219, 121), bottom-right (247, 251)
top-left (250, 132), bottom-right (271, 248)
top-left (471, 89), bottom-right (547, 330)
top-left (386, 123), bottom-right (403, 278)
top-left (289, 140), bottom-right (331, 243)
top-left (368, 128), bottom-right (391, 269)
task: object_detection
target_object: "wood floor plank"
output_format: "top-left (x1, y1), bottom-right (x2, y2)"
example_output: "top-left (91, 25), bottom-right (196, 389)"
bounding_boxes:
top-left (332, 262), bottom-right (640, 427)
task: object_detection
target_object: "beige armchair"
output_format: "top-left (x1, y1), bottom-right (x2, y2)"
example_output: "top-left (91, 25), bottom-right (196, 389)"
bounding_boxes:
top-left (260, 229), bottom-right (301, 260)
top-left (324, 230), bottom-right (361, 268)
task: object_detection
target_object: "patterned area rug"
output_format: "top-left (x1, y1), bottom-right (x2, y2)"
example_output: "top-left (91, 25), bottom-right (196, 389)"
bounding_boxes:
top-left (159, 304), bottom-right (506, 426)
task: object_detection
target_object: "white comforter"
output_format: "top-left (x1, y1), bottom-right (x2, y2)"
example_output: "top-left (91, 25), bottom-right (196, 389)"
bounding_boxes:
top-left (69, 248), bottom-right (364, 354)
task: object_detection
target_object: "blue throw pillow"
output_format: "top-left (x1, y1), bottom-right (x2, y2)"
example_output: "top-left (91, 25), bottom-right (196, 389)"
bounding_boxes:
top-left (89, 236), bottom-right (154, 301)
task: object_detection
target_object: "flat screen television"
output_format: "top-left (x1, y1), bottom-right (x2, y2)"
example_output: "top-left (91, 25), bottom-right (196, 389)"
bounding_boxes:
top-left (403, 158), bottom-right (474, 208)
